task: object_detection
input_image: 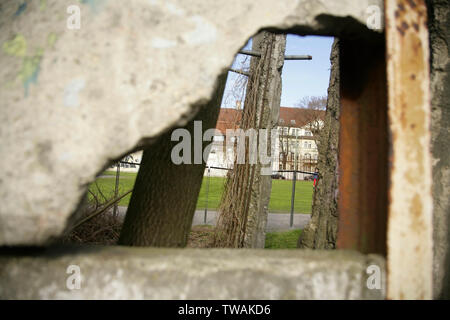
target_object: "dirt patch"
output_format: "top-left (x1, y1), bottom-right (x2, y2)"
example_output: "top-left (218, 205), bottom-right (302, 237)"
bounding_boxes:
top-left (60, 209), bottom-right (122, 245)
top-left (186, 225), bottom-right (216, 248)
top-left (60, 209), bottom-right (216, 248)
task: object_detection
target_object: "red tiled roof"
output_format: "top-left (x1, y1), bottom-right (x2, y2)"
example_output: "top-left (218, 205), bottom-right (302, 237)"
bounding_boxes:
top-left (215, 108), bottom-right (242, 134)
top-left (278, 107), bottom-right (325, 128)
top-left (215, 107), bottom-right (325, 133)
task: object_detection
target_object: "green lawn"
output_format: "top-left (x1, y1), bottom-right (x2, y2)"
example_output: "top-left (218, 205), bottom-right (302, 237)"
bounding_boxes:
top-left (100, 170), bottom-right (138, 178)
top-left (269, 178), bottom-right (313, 213)
top-left (187, 226), bottom-right (303, 249)
top-left (90, 171), bottom-right (313, 214)
top-left (265, 229), bottom-right (302, 249)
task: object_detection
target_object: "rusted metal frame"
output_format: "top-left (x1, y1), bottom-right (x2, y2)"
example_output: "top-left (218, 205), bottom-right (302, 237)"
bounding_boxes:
top-left (337, 38), bottom-right (388, 256)
top-left (385, 0), bottom-right (433, 300)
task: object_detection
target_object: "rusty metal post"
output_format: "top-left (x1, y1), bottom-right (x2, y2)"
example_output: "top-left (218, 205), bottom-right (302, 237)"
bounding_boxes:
top-left (385, 0), bottom-right (433, 300)
top-left (336, 36), bottom-right (389, 256)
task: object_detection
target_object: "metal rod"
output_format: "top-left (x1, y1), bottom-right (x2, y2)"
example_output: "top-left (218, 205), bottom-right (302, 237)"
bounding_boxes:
top-left (204, 166), bottom-right (211, 224)
top-left (290, 170), bottom-right (296, 228)
top-left (228, 68), bottom-right (250, 77)
top-left (239, 50), bottom-right (312, 61)
top-left (118, 161), bottom-right (140, 166)
top-left (115, 163), bottom-right (314, 174)
top-left (238, 49), bottom-right (261, 57)
top-left (207, 166), bottom-right (230, 170)
top-left (113, 162), bottom-right (120, 218)
top-left (284, 55), bottom-right (312, 60)
top-left (277, 169), bottom-right (314, 174)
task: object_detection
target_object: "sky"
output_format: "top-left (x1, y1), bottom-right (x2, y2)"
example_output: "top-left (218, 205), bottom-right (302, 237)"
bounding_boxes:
top-left (221, 34), bottom-right (334, 109)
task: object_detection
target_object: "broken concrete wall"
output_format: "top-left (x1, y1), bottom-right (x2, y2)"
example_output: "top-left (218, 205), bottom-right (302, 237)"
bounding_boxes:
top-left (298, 39), bottom-right (340, 250)
top-left (0, 0), bottom-right (383, 245)
top-left (1, 0), bottom-right (443, 301)
top-left (0, 247), bottom-right (386, 299)
top-left (427, 0), bottom-right (450, 300)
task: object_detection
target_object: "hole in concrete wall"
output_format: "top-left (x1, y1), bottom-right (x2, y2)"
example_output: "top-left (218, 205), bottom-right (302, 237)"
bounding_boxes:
top-left (0, 0), bottom-right (401, 299)
top-left (59, 27), bottom-right (389, 256)
top-left (31, 0), bottom-right (389, 255)
top-left (60, 33), bottom-right (369, 252)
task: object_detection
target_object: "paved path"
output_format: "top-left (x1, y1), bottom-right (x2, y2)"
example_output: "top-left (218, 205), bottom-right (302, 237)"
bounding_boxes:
top-left (114, 207), bottom-right (310, 232)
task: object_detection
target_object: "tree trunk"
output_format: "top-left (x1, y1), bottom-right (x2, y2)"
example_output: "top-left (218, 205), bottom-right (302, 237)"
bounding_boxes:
top-left (214, 32), bottom-right (286, 248)
top-left (118, 73), bottom-right (227, 247)
top-left (426, 0), bottom-right (450, 300)
top-left (298, 39), bottom-right (340, 249)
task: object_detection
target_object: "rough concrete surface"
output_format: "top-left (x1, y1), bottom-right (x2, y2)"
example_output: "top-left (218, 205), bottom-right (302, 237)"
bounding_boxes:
top-left (385, 0), bottom-right (433, 299)
top-left (0, 246), bottom-right (386, 299)
top-left (0, 0), bottom-right (383, 245)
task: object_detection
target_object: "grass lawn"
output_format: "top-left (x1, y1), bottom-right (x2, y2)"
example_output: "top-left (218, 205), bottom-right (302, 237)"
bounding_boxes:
top-left (187, 225), bottom-right (302, 249)
top-left (264, 229), bottom-right (302, 249)
top-left (90, 171), bottom-right (313, 214)
top-left (100, 170), bottom-right (138, 178)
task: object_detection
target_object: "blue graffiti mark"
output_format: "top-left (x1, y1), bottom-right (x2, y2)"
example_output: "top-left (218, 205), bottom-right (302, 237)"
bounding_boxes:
top-left (24, 65), bottom-right (40, 97)
top-left (15, 1), bottom-right (27, 17)
top-left (80, 0), bottom-right (107, 14)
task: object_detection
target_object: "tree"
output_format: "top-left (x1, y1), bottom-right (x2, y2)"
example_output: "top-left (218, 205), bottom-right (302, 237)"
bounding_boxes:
top-left (297, 39), bottom-right (340, 250)
top-left (296, 95), bottom-right (327, 137)
top-left (118, 73), bottom-right (228, 247)
top-left (213, 32), bottom-right (286, 248)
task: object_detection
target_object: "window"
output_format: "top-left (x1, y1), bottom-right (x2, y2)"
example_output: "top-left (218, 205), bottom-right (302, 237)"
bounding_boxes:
top-left (290, 119), bottom-right (296, 125)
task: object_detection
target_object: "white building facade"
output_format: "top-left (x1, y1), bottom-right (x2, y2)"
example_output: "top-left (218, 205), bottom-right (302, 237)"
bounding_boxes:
top-left (111, 107), bottom-right (324, 178)
top-left (205, 107), bottom-right (324, 179)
